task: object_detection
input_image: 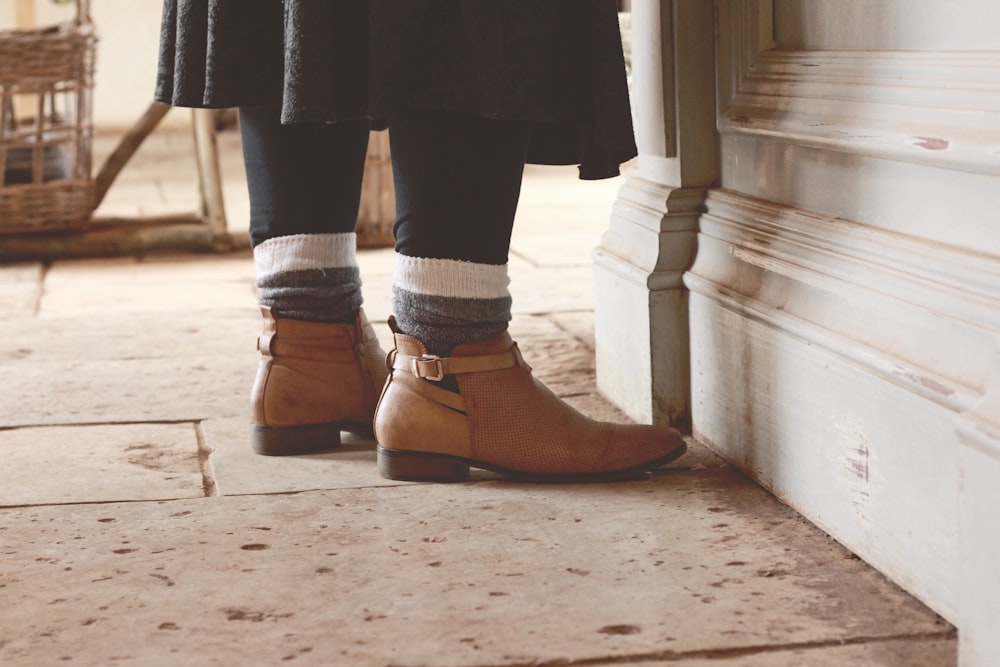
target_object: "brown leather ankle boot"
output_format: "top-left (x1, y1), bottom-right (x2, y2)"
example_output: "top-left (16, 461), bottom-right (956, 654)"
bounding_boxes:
top-left (251, 307), bottom-right (388, 455)
top-left (373, 321), bottom-right (686, 481)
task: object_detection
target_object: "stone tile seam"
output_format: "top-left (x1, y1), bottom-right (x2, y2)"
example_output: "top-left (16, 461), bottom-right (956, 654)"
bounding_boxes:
top-left (548, 320), bottom-right (596, 353)
top-left (507, 248), bottom-right (541, 269)
top-left (0, 496), bottom-right (196, 511)
top-left (431, 630), bottom-right (957, 667)
top-left (203, 468), bottom-right (725, 500)
top-left (0, 418), bottom-right (238, 432)
top-left (0, 466), bottom-right (709, 508)
top-left (558, 392), bottom-right (592, 399)
top-left (32, 261), bottom-right (52, 317)
top-left (194, 421), bottom-right (218, 498)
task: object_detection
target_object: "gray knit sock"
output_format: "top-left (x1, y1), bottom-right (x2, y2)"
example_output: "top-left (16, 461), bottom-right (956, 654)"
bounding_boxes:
top-left (392, 255), bottom-right (511, 357)
top-left (254, 233), bottom-right (362, 323)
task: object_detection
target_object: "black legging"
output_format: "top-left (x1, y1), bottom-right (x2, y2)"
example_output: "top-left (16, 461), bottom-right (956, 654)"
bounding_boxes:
top-left (239, 106), bottom-right (532, 265)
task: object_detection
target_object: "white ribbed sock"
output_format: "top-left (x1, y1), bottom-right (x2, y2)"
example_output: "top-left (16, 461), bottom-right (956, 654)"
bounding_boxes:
top-left (392, 254), bottom-right (512, 355)
top-left (254, 233), bottom-right (362, 323)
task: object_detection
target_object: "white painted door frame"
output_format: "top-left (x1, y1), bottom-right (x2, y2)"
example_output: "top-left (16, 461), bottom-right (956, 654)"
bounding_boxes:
top-left (594, 0), bottom-right (718, 430)
top-left (596, 2), bottom-right (1000, 663)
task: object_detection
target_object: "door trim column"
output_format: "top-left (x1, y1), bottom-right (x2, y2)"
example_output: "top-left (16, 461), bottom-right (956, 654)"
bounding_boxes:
top-left (957, 338), bottom-right (1000, 666)
top-left (594, 0), bottom-right (718, 427)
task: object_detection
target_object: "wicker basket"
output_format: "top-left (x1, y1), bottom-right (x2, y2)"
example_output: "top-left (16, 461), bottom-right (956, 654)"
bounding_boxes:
top-left (0, 0), bottom-right (96, 235)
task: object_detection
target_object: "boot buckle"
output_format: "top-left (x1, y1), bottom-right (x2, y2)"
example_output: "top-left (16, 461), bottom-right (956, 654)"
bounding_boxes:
top-left (411, 354), bottom-right (445, 381)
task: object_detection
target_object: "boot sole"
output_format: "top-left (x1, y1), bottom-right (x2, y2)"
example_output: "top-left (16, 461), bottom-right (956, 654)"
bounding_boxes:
top-left (251, 422), bottom-right (374, 456)
top-left (376, 441), bottom-right (688, 483)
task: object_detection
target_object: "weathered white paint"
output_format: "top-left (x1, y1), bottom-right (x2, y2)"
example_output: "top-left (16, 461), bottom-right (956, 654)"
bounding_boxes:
top-left (680, 1), bottom-right (1000, 661)
top-left (773, 0), bottom-right (1000, 51)
top-left (688, 287), bottom-right (963, 616)
top-left (957, 339), bottom-right (1000, 666)
top-left (594, 178), bottom-right (705, 427)
top-left (685, 189), bottom-right (997, 620)
top-left (593, 0), bottom-right (718, 427)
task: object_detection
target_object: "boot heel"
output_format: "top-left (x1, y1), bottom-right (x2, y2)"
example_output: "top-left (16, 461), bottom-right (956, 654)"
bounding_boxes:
top-left (251, 423), bottom-right (343, 456)
top-left (377, 446), bottom-right (470, 482)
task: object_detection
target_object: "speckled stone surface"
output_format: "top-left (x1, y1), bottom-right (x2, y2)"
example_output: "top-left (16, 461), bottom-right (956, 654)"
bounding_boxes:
top-left (38, 255), bottom-right (257, 317)
top-left (0, 139), bottom-right (956, 666)
top-left (0, 263), bottom-right (43, 319)
top-left (0, 470), bottom-right (952, 666)
top-left (0, 424), bottom-right (205, 507)
top-left (642, 638), bottom-right (957, 667)
top-left (200, 416), bottom-right (409, 496)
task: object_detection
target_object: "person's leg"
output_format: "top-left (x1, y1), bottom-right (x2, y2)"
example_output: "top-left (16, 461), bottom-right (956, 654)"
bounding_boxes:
top-left (241, 106), bottom-right (370, 323)
top-left (389, 106), bottom-right (529, 356)
top-left (240, 107), bottom-right (387, 455)
top-left (375, 108), bottom-right (686, 481)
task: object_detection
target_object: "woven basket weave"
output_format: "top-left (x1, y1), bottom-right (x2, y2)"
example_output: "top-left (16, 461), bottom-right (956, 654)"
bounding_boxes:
top-left (0, 0), bottom-right (96, 234)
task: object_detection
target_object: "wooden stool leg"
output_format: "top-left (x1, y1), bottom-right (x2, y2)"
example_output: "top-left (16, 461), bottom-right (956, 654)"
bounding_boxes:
top-left (93, 101), bottom-right (171, 210)
top-left (192, 108), bottom-right (228, 240)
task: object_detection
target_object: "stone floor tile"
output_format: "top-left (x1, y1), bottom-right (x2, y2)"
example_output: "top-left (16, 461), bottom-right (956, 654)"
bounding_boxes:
top-left (550, 310), bottom-right (596, 351)
top-left (510, 265), bottom-right (595, 315)
top-left (41, 255), bottom-right (138, 276)
top-left (516, 164), bottom-right (624, 233)
top-left (131, 251), bottom-right (255, 278)
top-left (510, 230), bottom-right (604, 268)
top-left (0, 470), bottom-right (949, 666)
top-left (0, 310), bottom-right (259, 364)
top-left (39, 255), bottom-right (257, 317)
top-left (201, 417), bottom-right (413, 496)
top-left (561, 392), bottom-right (640, 423)
top-left (0, 353), bottom-right (252, 428)
top-left (91, 181), bottom-right (174, 219)
top-left (358, 271), bottom-right (395, 323)
top-left (354, 248), bottom-right (397, 331)
top-left (202, 397), bottom-right (694, 498)
top-left (42, 253), bottom-right (254, 285)
top-left (3, 134), bottom-right (953, 666)
top-left (0, 261), bottom-right (45, 283)
top-left (507, 252), bottom-right (539, 272)
top-left (510, 315), bottom-right (602, 396)
top-left (37, 279), bottom-right (255, 317)
top-left (355, 247), bottom-right (395, 276)
top-left (0, 423), bottom-right (204, 507)
top-left (94, 130), bottom-right (246, 237)
top-left (640, 638), bottom-right (956, 666)
top-left (0, 282), bottom-right (41, 319)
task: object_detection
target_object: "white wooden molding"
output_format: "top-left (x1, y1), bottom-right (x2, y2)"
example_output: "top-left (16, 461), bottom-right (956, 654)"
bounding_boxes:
top-left (957, 339), bottom-right (1000, 666)
top-left (594, 179), bottom-right (704, 427)
top-left (707, 0), bottom-right (1000, 648)
top-left (598, 178), bottom-right (705, 289)
top-left (630, 0), bottom-right (677, 162)
top-left (718, 1), bottom-right (1000, 176)
top-left (594, 0), bottom-right (718, 427)
top-left (685, 188), bottom-right (1000, 620)
top-left (688, 189), bottom-right (1000, 408)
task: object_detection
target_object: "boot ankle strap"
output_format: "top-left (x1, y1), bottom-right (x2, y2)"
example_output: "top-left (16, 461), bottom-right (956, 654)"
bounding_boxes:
top-left (391, 345), bottom-right (525, 381)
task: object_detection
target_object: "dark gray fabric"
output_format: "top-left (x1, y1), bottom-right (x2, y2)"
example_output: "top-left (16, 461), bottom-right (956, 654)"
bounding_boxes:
top-left (239, 107), bottom-right (370, 248)
top-left (390, 107), bottom-right (528, 265)
top-left (156, 0), bottom-right (636, 179)
top-left (392, 287), bottom-right (511, 357)
top-left (258, 267), bottom-right (362, 324)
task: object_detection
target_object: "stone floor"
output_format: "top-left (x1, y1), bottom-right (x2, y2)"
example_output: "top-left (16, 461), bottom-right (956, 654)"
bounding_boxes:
top-left (0, 130), bottom-right (956, 666)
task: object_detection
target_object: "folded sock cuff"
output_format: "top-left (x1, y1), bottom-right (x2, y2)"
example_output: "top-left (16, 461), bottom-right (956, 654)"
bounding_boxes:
top-left (392, 254), bottom-right (510, 300)
top-left (392, 287), bottom-right (511, 325)
top-left (254, 233), bottom-right (358, 277)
